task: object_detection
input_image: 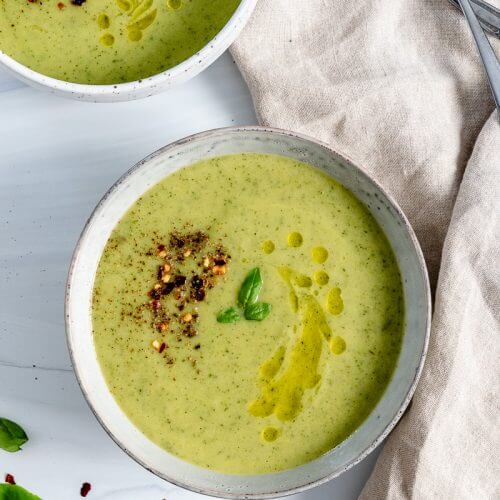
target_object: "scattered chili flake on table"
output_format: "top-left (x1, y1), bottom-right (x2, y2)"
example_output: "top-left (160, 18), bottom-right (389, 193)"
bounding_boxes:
top-left (5, 473), bottom-right (15, 485)
top-left (80, 482), bottom-right (91, 497)
top-left (57, 2), bottom-right (65, 9)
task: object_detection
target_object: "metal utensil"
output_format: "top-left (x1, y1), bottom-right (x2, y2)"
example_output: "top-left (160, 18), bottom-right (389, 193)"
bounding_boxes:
top-left (457, 0), bottom-right (500, 112)
top-left (448, 0), bottom-right (500, 38)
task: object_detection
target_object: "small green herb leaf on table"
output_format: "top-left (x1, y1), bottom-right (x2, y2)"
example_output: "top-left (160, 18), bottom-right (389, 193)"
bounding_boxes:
top-left (0, 483), bottom-right (41, 500)
top-left (244, 302), bottom-right (272, 321)
top-left (238, 267), bottom-right (263, 308)
top-left (0, 418), bottom-right (28, 453)
top-left (217, 307), bottom-right (241, 324)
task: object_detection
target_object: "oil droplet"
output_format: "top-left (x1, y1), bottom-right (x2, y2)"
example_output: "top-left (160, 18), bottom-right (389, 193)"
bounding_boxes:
top-left (167, 0), bottom-right (182, 9)
top-left (314, 270), bottom-right (329, 286)
top-left (128, 29), bottom-right (142, 41)
top-left (261, 427), bottom-right (279, 442)
top-left (128, 8), bottom-right (157, 30)
top-left (260, 346), bottom-right (285, 380)
top-left (131, 0), bottom-right (154, 21)
top-left (287, 232), bottom-right (303, 247)
top-left (330, 336), bottom-right (346, 355)
top-left (326, 287), bottom-right (344, 315)
top-left (293, 273), bottom-right (312, 288)
top-left (312, 246), bottom-right (328, 264)
top-left (97, 13), bottom-right (111, 29)
top-left (99, 33), bottom-right (115, 47)
top-left (249, 295), bottom-right (331, 422)
top-left (116, 0), bottom-right (131, 12)
top-left (261, 240), bottom-right (275, 254)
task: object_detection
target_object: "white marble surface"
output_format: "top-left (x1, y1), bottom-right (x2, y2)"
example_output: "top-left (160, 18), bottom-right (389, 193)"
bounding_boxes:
top-left (0, 53), bottom-right (381, 500)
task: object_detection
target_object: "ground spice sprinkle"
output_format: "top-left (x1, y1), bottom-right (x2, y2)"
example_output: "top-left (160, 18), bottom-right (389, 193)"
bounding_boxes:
top-left (146, 229), bottom-right (230, 366)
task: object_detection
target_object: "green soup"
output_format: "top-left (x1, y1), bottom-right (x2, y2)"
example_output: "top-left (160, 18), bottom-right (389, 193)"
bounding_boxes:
top-left (0, 0), bottom-right (240, 84)
top-left (92, 153), bottom-right (404, 474)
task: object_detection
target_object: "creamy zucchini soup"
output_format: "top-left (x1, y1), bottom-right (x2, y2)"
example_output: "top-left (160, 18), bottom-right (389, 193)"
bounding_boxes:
top-left (92, 153), bottom-right (404, 474)
top-left (0, 0), bottom-right (239, 84)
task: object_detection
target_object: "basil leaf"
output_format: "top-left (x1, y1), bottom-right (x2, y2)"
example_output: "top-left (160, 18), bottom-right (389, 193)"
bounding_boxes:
top-left (0, 418), bottom-right (28, 453)
top-left (244, 302), bottom-right (272, 321)
top-left (238, 268), bottom-right (263, 308)
top-left (0, 483), bottom-right (41, 500)
top-left (217, 307), bottom-right (241, 324)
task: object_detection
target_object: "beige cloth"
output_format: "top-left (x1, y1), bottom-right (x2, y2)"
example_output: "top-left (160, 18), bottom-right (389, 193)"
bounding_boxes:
top-left (231, 1), bottom-right (500, 498)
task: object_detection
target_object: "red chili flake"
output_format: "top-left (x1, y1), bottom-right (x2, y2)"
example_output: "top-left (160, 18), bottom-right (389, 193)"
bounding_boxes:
top-left (5, 474), bottom-right (15, 485)
top-left (57, 2), bottom-right (65, 8)
top-left (80, 482), bottom-right (91, 497)
top-left (159, 342), bottom-right (166, 353)
top-left (151, 300), bottom-right (161, 311)
top-left (161, 282), bottom-right (175, 296)
top-left (191, 275), bottom-right (204, 289)
top-left (148, 288), bottom-right (161, 300)
top-left (173, 275), bottom-right (186, 287)
top-left (193, 288), bottom-right (206, 302)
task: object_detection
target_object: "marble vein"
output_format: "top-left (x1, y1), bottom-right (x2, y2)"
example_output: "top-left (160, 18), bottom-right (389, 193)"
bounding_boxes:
top-left (0, 359), bottom-right (73, 373)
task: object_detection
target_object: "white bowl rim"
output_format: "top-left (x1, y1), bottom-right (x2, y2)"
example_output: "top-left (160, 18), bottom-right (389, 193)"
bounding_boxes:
top-left (0, 0), bottom-right (257, 99)
top-left (65, 125), bottom-right (432, 498)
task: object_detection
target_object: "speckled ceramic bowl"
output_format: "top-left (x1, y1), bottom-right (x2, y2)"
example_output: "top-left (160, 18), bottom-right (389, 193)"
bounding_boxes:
top-left (66, 127), bottom-right (431, 498)
top-left (0, 0), bottom-right (256, 102)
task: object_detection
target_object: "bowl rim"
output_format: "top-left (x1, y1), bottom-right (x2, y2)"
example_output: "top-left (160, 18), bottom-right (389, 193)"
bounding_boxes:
top-left (65, 125), bottom-right (432, 499)
top-left (0, 0), bottom-right (257, 98)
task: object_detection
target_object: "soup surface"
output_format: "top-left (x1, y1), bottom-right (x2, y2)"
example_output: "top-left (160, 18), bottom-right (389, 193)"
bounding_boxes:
top-left (0, 0), bottom-right (239, 84)
top-left (92, 153), bottom-right (404, 474)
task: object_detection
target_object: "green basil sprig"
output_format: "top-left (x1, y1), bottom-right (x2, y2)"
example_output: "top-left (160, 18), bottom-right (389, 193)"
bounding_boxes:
top-left (0, 418), bottom-right (28, 453)
top-left (244, 302), bottom-right (272, 321)
top-left (237, 267), bottom-right (263, 308)
top-left (0, 483), bottom-right (41, 499)
top-left (216, 307), bottom-right (241, 324)
top-left (218, 268), bottom-right (271, 324)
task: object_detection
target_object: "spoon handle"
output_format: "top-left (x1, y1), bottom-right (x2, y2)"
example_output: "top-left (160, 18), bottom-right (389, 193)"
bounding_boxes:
top-left (448, 0), bottom-right (500, 39)
top-left (458, 0), bottom-right (500, 113)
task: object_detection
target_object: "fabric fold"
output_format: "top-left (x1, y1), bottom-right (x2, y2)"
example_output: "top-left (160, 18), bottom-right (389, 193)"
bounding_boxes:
top-left (231, 1), bottom-right (499, 497)
top-left (359, 111), bottom-right (499, 499)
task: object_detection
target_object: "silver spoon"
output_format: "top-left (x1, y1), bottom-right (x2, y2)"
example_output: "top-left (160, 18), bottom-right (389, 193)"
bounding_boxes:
top-left (457, 0), bottom-right (500, 112)
top-left (448, 0), bottom-right (500, 39)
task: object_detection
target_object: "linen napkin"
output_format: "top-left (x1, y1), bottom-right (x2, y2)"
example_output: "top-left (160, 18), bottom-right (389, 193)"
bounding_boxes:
top-left (231, 1), bottom-right (500, 498)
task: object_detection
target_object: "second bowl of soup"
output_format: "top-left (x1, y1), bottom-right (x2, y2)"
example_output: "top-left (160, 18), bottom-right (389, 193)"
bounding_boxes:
top-left (0, 0), bottom-right (256, 101)
top-left (66, 127), bottom-right (430, 497)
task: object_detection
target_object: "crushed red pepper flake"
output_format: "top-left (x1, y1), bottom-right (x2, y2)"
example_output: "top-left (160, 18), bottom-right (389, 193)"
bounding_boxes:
top-left (146, 230), bottom-right (230, 366)
top-left (157, 321), bottom-right (169, 332)
top-left (80, 482), bottom-right (91, 497)
top-left (5, 473), bottom-right (15, 485)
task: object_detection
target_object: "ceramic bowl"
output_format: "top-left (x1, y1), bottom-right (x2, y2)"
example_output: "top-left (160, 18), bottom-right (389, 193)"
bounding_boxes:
top-left (0, 0), bottom-right (257, 102)
top-left (66, 127), bottom-right (431, 498)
